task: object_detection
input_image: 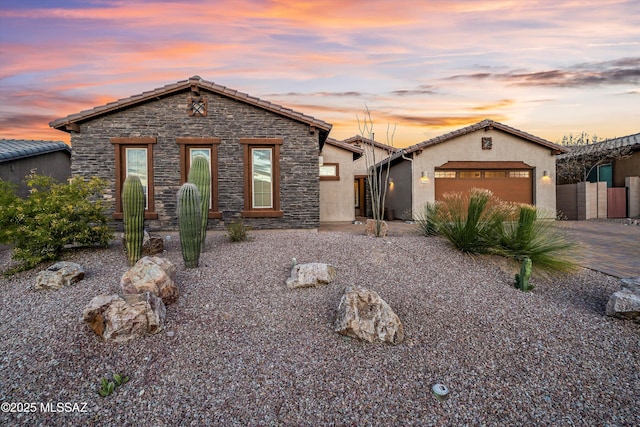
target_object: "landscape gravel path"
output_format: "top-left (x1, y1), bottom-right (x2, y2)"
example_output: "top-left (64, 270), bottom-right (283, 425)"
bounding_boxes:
top-left (1, 229), bottom-right (638, 426)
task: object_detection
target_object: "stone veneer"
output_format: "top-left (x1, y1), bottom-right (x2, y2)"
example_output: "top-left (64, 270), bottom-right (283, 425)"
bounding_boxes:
top-left (70, 90), bottom-right (320, 230)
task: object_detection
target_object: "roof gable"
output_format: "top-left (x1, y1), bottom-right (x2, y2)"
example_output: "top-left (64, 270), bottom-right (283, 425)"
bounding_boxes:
top-left (404, 119), bottom-right (567, 155)
top-left (0, 139), bottom-right (70, 163)
top-left (49, 76), bottom-right (332, 144)
top-left (324, 138), bottom-right (364, 155)
top-left (342, 135), bottom-right (400, 153)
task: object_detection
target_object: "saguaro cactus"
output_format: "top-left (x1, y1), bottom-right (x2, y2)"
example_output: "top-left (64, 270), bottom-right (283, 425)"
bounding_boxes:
top-left (177, 183), bottom-right (202, 268)
top-left (187, 156), bottom-right (210, 251)
top-left (515, 257), bottom-right (533, 291)
top-left (122, 175), bottom-right (145, 266)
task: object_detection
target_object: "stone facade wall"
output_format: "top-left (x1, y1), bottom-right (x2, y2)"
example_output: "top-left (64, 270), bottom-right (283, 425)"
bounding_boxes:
top-left (70, 90), bottom-right (320, 230)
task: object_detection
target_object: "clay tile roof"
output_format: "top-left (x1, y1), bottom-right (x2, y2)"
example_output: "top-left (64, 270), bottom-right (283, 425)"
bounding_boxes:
top-left (324, 137), bottom-right (364, 154)
top-left (557, 132), bottom-right (640, 159)
top-left (0, 139), bottom-right (70, 163)
top-left (49, 76), bottom-right (333, 141)
top-left (342, 135), bottom-right (400, 152)
top-left (404, 119), bottom-right (568, 155)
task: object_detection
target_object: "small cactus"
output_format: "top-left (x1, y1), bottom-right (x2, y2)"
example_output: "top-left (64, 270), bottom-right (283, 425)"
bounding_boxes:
top-left (122, 175), bottom-right (145, 266)
top-left (515, 257), bottom-right (533, 291)
top-left (187, 156), bottom-right (210, 251)
top-left (177, 183), bottom-right (202, 268)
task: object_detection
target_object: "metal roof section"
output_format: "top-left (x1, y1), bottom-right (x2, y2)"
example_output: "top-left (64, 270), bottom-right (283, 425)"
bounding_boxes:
top-left (557, 132), bottom-right (640, 160)
top-left (0, 139), bottom-right (70, 163)
top-left (49, 76), bottom-right (333, 144)
top-left (404, 119), bottom-right (568, 155)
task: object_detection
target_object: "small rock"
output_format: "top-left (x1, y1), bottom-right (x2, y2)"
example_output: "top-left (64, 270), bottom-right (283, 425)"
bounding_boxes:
top-left (334, 285), bottom-right (404, 344)
top-left (35, 262), bottom-right (85, 290)
top-left (286, 263), bottom-right (336, 289)
top-left (120, 256), bottom-right (178, 305)
top-left (606, 280), bottom-right (640, 323)
top-left (82, 292), bottom-right (166, 342)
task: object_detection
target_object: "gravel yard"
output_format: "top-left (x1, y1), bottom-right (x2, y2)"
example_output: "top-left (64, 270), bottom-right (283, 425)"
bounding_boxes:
top-left (1, 229), bottom-right (638, 426)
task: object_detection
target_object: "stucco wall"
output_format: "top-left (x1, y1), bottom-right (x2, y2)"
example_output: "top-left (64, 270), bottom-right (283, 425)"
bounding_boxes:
top-left (319, 144), bottom-right (355, 222)
top-left (0, 151), bottom-right (71, 198)
top-left (69, 90), bottom-right (320, 230)
top-left (614, 151), bottom-right (640, 187)
top-left (411, 128), bottom-right (558, 214)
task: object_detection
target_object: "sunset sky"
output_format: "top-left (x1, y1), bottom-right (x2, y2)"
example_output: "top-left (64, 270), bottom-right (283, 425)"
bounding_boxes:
top-left (1, 0), bottom-right (639, 148)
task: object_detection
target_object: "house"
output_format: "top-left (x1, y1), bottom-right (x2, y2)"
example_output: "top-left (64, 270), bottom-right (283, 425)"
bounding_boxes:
top-left (50, 76), bottom-right (332, 230)
top-left (0, 139), bottom-right (71, 197)
top-left (556, 132), bottom-right (640, 219)
top-left (379, 120), bottom-right (568, 220)
top-left (319, 138), bottom-right (362, 222)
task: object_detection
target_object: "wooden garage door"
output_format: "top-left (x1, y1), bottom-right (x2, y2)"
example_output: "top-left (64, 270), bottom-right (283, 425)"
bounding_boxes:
top-left (435, 169), bottom-right (533, 204)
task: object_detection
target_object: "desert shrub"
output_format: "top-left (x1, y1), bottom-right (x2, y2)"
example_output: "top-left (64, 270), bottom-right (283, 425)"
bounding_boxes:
top-left (414, 202), bottom-right (440, 236)
top-left (226, 220), bottom-right (252, 242)
top-left (0, 180), bottom-right (19, 244)
top-left (497, 204), bottom-right (578, 272)
top-left (0, 174), bottom-right (113, 273)
top-left (435, 188), bottom-right (511, 253)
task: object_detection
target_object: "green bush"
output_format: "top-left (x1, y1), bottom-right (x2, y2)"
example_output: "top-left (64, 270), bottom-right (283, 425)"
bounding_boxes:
top-left (426, 189), bottom-right (578, 273)
top-left (414, 202), bottom-right (441, 236)
top-left (226, 220), bottom-right (252, 242)
top-left (497, 204), bottom-right (577, 272)
top-left (434, 188), bottom-right (511, 253)
top-left (0, 174), bottom-right (113, 273)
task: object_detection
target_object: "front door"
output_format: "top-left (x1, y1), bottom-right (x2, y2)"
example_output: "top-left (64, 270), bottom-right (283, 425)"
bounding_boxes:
top-left (354, 177), bottom-right (366, 217)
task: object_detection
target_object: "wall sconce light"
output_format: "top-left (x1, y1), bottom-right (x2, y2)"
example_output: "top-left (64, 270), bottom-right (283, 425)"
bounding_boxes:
top-left (388, 178), bottom-right (394, 189)
top-left (420, 171), bottom-right (430, 184)
top-left (543, 170), bottom-right (549, 177)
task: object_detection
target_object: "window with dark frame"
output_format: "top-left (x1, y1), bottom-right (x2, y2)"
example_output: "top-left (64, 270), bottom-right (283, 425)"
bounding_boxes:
top-left (176, 137), bottom-right (221, 219)
top-left (240, 138), bottom-right (283, 218)
top-left (319, 163), bottom-right (339, 180)
top-left (110, 137), bottom-right (158, 220)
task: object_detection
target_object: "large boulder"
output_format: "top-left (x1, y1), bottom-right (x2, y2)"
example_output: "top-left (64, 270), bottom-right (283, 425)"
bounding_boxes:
top-left (606, 278), bottom-right (640, 323)
top-left (82, 293), bottom-right (166, 342)
top-left (286, 263), bottom-right (336, 289)
top-left (120, 256), bottom-right (178, 305)
top-left (35, 262), bottom-right (85, 290)
top-left (334, 285), bottom-right (404, 345)
top-left (365, 219), bottom-right (388, 237)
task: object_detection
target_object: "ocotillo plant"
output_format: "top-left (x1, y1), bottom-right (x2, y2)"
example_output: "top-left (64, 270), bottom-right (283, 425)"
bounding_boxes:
top-left (122, 175), bottom-right (145, 266)
top-left (515, 257), bottom-right (533, 291)
top-left (187, 156), bottom-right (210, 251)
top-left (177, 183), bottom-right (202, 268)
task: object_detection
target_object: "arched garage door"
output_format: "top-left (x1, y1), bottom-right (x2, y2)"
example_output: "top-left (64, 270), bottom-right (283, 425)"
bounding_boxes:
top-left (435, 161), bottom-right (533, 204)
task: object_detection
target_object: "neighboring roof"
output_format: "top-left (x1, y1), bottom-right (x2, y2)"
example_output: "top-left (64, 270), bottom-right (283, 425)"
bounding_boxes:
top-left (557, 132), bottom-right (640, 160)
top-left (0, 139), bottom-right (70, 163)
top-left (49, 75), bottom-right (333, 144)
top-left (404, 119), bottom-right (568, 155)
top-left (342, 135), bottom-right (400, 153)
top-left (324, 137), bottom-right (364, 155)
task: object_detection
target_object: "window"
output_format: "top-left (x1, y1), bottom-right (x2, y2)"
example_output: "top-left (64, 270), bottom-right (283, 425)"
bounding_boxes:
top-left (459, 171), bottom-right (481, 178)
top-left (319, 163), bottom-right (339, 180)
top-left (509, 170), bottom-right (531, 178)
top-left (240, 138), bottom-right (283, 217)
top-left (434, 171), bottom-right (456, 178)
top-left (484, 171), bottom-right (507, 178)
top-left (176, 138), bottom-right (221, 218)
top-left (111, 137), bottom-right (157, 219)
